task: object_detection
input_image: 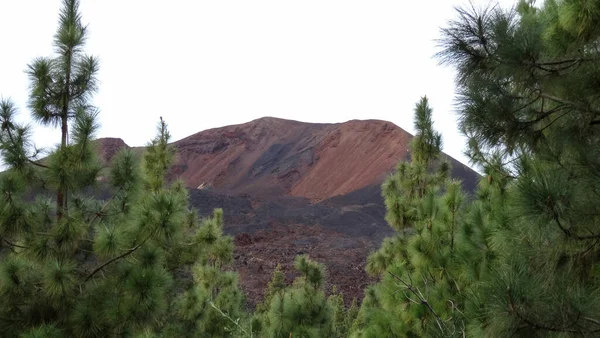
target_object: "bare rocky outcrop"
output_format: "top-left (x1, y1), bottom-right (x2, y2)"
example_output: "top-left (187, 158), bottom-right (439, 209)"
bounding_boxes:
top-left (95, 137), bottom-right (129, 164)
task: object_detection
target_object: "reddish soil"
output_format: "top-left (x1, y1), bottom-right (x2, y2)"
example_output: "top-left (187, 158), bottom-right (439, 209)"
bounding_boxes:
top-left (233, 224), bottom-right (376, 307)
top-left (171, 117), bottom-right (412, 201)
top-left (95, 137), bottom-right (129, 163)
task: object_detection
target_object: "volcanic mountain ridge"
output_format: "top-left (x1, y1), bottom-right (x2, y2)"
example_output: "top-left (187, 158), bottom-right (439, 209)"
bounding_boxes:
top-left (97, 117), bottom-right (479, 306)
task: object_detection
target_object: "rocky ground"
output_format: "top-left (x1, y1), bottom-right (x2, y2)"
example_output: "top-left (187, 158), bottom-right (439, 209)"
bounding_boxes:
top-left (187, 187), bottom-right (392, 307)
top-left (233, 224), bottom-right (376, 307)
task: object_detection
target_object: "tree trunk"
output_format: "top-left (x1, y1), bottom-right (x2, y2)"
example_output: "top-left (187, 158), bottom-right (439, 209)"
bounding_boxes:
top-left (56, 115), bottom-right (68, 221)
top-left (57, 53), bottom-right (71, 221)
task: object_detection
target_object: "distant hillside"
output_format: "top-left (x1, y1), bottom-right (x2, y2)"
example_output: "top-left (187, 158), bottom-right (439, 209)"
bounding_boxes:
top-left (95, 117), bottom-right (480, 306)
top-left (169, 116), bottom-right (479, 200)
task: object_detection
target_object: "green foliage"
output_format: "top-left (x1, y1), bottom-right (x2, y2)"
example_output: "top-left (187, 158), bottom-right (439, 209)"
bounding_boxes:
top-left (168, 209), bottom-right (247, 337)
top-left (22, 0), bottom-right (101, 221)
top-left (0, 1), bottom-right (247, 336)
top-left (256, 264), bottom-right (286, 315)
top-left (352, 1), bottom-right (600, 335)
top-left (345, 298), bottom-right (360, 335)
top-left (143, 117), bottom-right (175, 193)
top-left (352, 98), bottom-right (476, 337)
top-left (355, 3), bottom-right (600, 335)
top-left (256, 256), bottom-right (334, 338)
top-left (21, 325), bottom-right (63, 338)
top-left (434, 0), bottom-right (600, 336)
top-left (328, 287), bottom-right (357, 338)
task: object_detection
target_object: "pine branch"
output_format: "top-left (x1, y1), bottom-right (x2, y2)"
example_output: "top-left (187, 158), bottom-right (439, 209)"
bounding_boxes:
top-left (0, 315), bottom-right (17, 323)
top-left (507, 289), bottom-right (600, 334)
top-left (512, 95), bottom-right (542, 116)
top-left (84, 227), bottom-right (157, 282)
top-left (582, 316), bottom-right (600, 327)
top-left (209, 301), bottom-right (253, 337)
top-left (3, 125), bottom-right (49, 169)
top-left (26, 158), bottom-right (49, 169)
top-left (538, 93), bottom-right (600, 117)
top-left (533, 61), bottom-right (582, 73)
top-left (3, 239), bottom-right (27, 249)
top-left (533, 58), bottom-right (593, 74)
top-left (89, 188), bottom-right (122, 224)
top-left (388, 271), bottom-right (447, 334)
top-left (554, 213), bottom-right (600, 240)
top-left (522, 103), bottom-right (567, 126)
top-left (537, 58), bottom-right (591, 66)
top-left (571, 238), bottom-right (600, 258)
top-left (536, 110), bottom-right (571, 133)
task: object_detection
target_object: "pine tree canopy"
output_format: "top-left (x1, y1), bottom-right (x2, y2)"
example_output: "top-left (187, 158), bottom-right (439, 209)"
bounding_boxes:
top-left (255, 255), bottom-right (336, 338)
top-left (351, 2), bottom-right (600, 335)
top-left (435, 1), bottom-right (600, 336)
top-left (352, 97), bottom-right (472, 338)
top-left (0, 1), bottom-right (247, 336)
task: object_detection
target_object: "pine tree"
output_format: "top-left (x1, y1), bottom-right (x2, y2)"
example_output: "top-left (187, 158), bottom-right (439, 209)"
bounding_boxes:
top-left (256, 264), bottom-right (286, 315)
top-left (437, 0), bottom-right (600, 336)
top-left (0, 1), bottom-right (247, 336)
top-left (251, 264), bottom-right (287, 335)
top-left (329, 286), bottom-right (349, 338)
top-left (26, 0), bottom-right (100, 221)
top-left (345, 298), bottom-right (359, 335)
top-left (258, 255), bottom-right (333, 338)
top-left (167, 208), bottom-right (247, 337)
top-left (350, 97), bottom-right (474, 337)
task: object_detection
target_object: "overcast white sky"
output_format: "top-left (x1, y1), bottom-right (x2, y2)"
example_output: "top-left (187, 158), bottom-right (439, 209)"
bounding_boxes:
top-left (0, 0), bottom-right (516, 166)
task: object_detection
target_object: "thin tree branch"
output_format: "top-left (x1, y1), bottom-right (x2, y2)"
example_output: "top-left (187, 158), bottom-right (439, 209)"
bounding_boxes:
top-left (3, 239), bottom-right (27, 249)
top-left (209, 301), bottom-right (253, 337)
top-left (536, 110), bottom-right (571, 133)
top-left (582, 316), bottom-right (600, 326)
top-left (28, 158), bottom-right (49, 169)
top-left (0, 315), bottom-right (18, 323)
top-left (538, 93), bottom-right (600, 116)
top-left (512, 95), bottom-right (542, 116)
top-left (531, 57), bottom-right (591, 74)
top-left (571, 238), bottom-right (600, 258)
top-left (89, 188), bottom-right (122, 224)
top-left (554, 214), bottom-right (600, 240)
top-left (84, 227), bottom-right (157, 282)
top-left (507, 289), bottom-right (600, 334)
top-left (388, 271), bottom-right (446, 334)
top-left (4, 126), bottom-right (49, 169)
top-left (537, 58), bottom-right (590, 66)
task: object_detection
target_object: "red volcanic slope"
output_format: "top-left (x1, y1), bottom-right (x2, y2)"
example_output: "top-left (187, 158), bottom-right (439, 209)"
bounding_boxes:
top-left (171, 117), bottom-right (413, 201)
top-left (95, 137), bottom-right (129, 163)
top-left (94, 117), bottom-right (478, 306)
